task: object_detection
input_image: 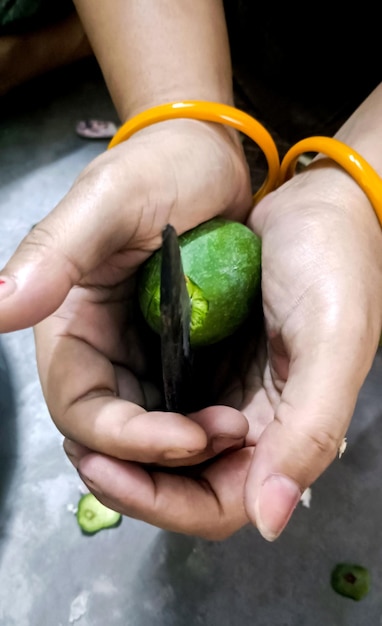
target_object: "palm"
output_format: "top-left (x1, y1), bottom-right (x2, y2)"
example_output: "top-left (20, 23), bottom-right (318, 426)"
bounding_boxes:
top-left (219, 333), bottom-right (281, 448)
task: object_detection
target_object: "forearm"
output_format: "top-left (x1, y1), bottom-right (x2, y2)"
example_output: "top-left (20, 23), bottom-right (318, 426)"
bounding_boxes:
top-left (335, 82), bottom-right (382, 177)
top-left (294, 83), bottom-right (382, 224)
top-left (73, 0), bottom-right (233, 121)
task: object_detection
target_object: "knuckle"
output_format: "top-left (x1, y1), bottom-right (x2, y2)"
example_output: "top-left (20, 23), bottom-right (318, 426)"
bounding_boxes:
top-left (26, 222), bottom-right (83, 282)
top-left (25, 222), bottom-right (58, 252)
top-left (304, 425), bottom-right (341, 461)
top-left (277, 403), bottom-right (343, 462)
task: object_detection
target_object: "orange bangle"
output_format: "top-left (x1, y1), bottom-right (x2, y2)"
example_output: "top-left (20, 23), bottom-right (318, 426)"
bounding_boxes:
top-left (280, 136), bottom-right (382, 227)
top-left (108, 100), bottom-right (280, 204)
top-left (108, 103), bottom-right (382, 227)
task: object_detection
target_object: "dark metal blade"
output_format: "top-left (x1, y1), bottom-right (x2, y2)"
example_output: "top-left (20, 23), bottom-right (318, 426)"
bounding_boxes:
top-left (160, 224), bottom-right (192, 413)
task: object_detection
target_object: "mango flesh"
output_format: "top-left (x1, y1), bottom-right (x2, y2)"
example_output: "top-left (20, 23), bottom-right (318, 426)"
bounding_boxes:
top-left (138, 218), bottom-right (262, 347)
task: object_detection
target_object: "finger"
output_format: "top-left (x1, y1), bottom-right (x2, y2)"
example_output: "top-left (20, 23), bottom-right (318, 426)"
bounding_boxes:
top-left (0, 121), bottom-right (251, 333)
top-left (59, 391), bottom-right (248, 466)
top-left (244, 331), bottom-right (375, 542)
top-left (38, 305), bottom-right (248, 465)
top-left (189, 406), bottom-right (248, 456)
top-left (74, 447), bottom-right (254, 540)
top-left (36, 313), bottom-right (207, 463)
top-left (63, 404), bottom-right (248, 470)
top-left (60, 396), bottom-right (248, 468)
top-left (0, 153), bottom-right (146, 331)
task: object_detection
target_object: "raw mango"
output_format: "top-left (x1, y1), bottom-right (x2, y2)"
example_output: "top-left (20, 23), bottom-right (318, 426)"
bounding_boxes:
top-left (138, 218), bottom-right (262, 347)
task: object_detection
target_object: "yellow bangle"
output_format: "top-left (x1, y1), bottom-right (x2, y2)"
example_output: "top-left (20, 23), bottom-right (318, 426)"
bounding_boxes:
top-left (108, 100), bottom-right (280, 204)
top-left (280, 136), bottom-right (382, 227)
top-left (108, 102), bottom-right (382, 227)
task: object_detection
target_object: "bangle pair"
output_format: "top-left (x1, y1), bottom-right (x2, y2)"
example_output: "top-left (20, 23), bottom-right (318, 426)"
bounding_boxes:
top-left (108, 100), bottom-right (382, 227)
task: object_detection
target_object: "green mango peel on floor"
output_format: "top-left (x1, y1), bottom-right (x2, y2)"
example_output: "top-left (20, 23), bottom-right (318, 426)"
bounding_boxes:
top-left (76, 493), bottom-right (122, 534)
top-left (331, 563), bottom-right (370, 601)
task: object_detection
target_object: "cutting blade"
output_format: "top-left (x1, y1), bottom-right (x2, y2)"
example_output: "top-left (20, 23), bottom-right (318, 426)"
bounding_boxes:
top-left (160, 224), bottom-right (192, 413)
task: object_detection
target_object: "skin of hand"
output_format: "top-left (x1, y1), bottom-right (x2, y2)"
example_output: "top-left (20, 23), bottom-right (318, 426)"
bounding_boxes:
top-left (61, 155), bottom-right (382, 544)
top-left (64, 162), bottom-right (382, 542)
top-left (1, 0), bottom-right (382, 540)
top-left (0, 118), bottom-right (256, 540)
top-left (1, 91), bottom-right (382, 541)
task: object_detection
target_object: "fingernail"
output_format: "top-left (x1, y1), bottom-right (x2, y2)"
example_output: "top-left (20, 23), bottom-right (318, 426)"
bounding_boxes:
top-left (0, 276), bottom-right (16, 301)
top-left (163, 447), bottom-right (203, 460)
top-left (63, 439), bottom-right (86, 468)
top-left (63, 441), bottom-right (78, 469)
top-left (212, 436), bottom-right (243, 455)
top-left (255, 474), bottom-right (301, 542)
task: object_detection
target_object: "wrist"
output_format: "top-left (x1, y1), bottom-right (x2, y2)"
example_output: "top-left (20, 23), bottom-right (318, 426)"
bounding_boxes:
top-left (296, 159), bottom-right (375, 216)
top-left (276, 85), bottom-right (382, 229)
top-left (74, 0), bottom-right (234, 122)
top-left (292, 163), bottom-right (381, 238)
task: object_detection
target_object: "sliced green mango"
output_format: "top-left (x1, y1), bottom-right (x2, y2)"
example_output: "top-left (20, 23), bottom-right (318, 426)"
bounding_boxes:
top-left (138, 218), bottom-right (262, 347)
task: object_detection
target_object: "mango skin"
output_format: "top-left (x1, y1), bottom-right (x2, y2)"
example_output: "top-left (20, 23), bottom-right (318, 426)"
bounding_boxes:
top-left (331, 563), bottom-right (370, 601)
top-left (138, 218), bottom-right (262, 347)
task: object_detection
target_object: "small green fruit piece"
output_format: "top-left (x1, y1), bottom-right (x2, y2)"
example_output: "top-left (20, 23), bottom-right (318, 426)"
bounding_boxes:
top-left (138, 218), bottom-right (262, 347)
top-left (76, 493), bottom-right (122, 534)
top-left (331, 563), bottom-right (370, 601)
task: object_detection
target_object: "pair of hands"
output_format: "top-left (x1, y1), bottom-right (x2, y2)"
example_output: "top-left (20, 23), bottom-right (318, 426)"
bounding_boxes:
top-left (1, 118), bottom-right (381, 541)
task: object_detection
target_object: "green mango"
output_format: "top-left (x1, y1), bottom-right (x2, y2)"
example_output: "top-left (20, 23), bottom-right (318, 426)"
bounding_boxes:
top-left (138, 217), bottom-right (262, 347)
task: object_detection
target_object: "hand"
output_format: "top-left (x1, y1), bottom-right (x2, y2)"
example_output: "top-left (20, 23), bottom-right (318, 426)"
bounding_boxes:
top-left (62, 161), bottom-right (382, 541)
top-left (242, 161), bottom-right (382, 538)
top-left (0, 119), bottom-right (255, 539)
top-left (1, 119), bottom-right (381, 541)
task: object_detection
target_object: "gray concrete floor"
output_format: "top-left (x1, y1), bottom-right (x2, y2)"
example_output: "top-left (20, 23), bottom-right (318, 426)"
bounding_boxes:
top-left (1, 60), bottom-right (382, 626)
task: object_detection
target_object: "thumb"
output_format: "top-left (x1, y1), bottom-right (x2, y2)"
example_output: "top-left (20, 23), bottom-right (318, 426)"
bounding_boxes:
top-left (244, 330), bottom-right (376, 542)
top-left (0, 172), bottom-right (139, 332)
top-left (0, 219), bottom-right (77, 331)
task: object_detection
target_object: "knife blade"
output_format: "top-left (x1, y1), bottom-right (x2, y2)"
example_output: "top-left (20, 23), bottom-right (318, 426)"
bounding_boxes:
top-left (160, 224), bottom-right (192, 413)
